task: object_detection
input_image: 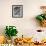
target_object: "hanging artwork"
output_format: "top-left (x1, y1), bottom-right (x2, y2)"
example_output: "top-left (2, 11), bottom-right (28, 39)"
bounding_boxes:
top-left (12, 5), bottom-right (23, 18)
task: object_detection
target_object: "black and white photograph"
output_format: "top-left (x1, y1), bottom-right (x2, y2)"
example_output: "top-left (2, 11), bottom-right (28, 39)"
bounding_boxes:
top-left (12, 5), bottom-right (23, 18)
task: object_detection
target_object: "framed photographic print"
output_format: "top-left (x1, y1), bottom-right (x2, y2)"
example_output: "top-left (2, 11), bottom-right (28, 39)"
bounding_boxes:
top-left (12, 5), bottom-right (23, 18)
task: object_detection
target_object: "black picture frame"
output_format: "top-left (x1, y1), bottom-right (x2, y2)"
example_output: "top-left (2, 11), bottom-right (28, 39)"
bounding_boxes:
top-left (12, 5), bottom-right (23, 18)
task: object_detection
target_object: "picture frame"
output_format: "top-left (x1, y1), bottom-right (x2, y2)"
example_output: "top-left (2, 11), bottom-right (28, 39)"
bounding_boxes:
top-left (12, 5), bottom-right (23, 18)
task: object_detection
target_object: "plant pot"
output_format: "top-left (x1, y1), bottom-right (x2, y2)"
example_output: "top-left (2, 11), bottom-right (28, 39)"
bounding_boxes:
top-left (11, 36), bottom-right (17, 44)
top-left (7, 39), bottom-right (12, 44)
top-left (40, 20), bottom-right (46, 27)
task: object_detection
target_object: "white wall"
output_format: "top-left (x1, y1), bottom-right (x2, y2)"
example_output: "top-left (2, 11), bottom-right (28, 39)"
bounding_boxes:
top-left (0, 0), bottom-right (46, 38)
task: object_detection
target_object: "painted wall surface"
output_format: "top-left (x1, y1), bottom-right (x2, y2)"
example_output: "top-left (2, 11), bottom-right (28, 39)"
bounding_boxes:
top-left (0, 0), bottom-right (46, 41)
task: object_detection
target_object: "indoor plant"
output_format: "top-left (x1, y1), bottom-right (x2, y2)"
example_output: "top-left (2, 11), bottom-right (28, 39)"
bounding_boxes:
top-left (36, 14), bottom-right (46, 27)
top-left (36, 6), bottom-right (46, 27)
top-left (5, 26), bottom-right (18, 43)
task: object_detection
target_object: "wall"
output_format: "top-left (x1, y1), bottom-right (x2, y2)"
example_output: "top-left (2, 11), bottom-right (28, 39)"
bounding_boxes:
top-left (0, 0), bottom-right (46, 38)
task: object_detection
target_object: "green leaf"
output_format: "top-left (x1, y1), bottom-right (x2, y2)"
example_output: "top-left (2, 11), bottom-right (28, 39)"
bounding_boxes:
top-left (36, 15), bottom-right (44, 21)
top-left (5, 26), bottom-right (18, 39)
top-left (44, 15), bottom-right (46, 19)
